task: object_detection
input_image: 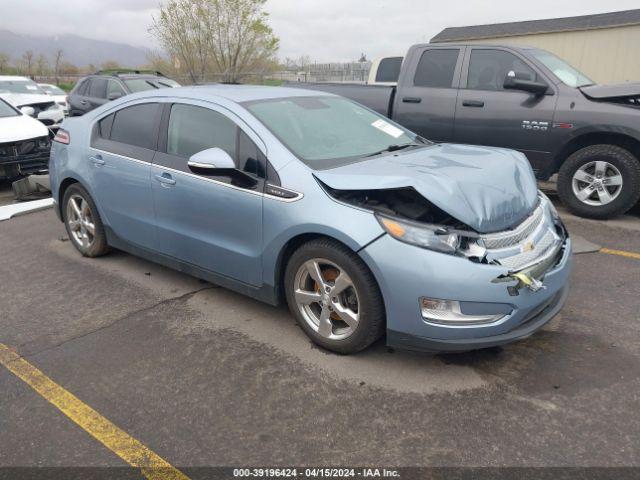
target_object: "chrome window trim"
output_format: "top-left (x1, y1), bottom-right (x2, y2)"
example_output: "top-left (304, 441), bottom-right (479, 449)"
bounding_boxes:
top-left (91, 147), bottom-right (303, 203)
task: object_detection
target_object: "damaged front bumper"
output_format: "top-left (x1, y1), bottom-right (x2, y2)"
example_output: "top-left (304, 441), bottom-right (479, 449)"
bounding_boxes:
top-left (360, 206), bottom-right (572, 353)
top-left (0, 141), bottom-right (50, 179)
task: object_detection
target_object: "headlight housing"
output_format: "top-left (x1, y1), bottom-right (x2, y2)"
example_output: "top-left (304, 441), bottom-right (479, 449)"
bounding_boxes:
top-left (375, 212), bottom-right (483, 257)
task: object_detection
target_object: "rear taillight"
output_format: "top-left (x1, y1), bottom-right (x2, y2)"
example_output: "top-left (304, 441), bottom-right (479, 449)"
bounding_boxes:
top-left (53, 129), bottom-right (70, 145)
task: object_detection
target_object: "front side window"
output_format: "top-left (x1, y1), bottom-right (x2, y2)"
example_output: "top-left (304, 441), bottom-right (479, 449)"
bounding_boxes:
top-left (414, 49), bottom-right (459, 88)
top-left (246, 96), bottom-right (418, 169)
top-left (529, 49), bottom-right (593, 88)
top-left (467, 49), bottom-right (537, 91)
top-left (41, 85), bottom-right (66, 95)
top-left (107, 80), bottom-right (126, 97)
top-left (168, 104), bottom-right (237, 159)
top-left (109, 103), bottom-right (160, 149)
top-left (0, 79), bottom-right (45, 95)
top-left (88, 78), bottom-right (107, 98)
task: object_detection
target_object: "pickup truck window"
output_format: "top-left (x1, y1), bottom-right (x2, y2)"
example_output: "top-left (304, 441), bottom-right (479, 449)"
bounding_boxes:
top-left (376, 57), bottom-right (403, 83)
top-left (246, 96), bottom-right (417, 169)
top-left (467, 49), bottom-right (537, 91)
top-left (414, 49), bottom-right (459, 88)
top-left (528, 49), bottom-right (593, 88)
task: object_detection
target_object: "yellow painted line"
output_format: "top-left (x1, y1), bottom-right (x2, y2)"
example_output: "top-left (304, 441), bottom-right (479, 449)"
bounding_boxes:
top-left (0, 344), bottom-right (189, 480)
top-left (600, 248), bottom-right (640, 260)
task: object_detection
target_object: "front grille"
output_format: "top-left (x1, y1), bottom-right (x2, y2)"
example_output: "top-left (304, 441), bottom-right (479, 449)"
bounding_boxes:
top-left (0, 136), bottom-right (50, 163)
top-left (495, 229), bottom-right (557, 269)
top-left (481, 205), bottom-right (544, 250)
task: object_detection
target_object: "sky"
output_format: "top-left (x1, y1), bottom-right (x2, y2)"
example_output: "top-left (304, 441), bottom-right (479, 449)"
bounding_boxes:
top-left (0, 0), bottom-right (639, 62)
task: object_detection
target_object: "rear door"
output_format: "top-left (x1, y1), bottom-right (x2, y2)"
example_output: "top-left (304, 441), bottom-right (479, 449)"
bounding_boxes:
top-left (454, 47), bottom-right (558, 173)
top-left (392, 46), bottom-right (464, 142)
top-left (89, 102), bottom-right (162, 249)
top-left (151, 101), bottom-right (265, 286)
top-left (69, 79), bottom-right (91, 116)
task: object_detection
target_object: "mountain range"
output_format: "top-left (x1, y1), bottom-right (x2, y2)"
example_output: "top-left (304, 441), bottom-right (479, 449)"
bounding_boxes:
top-left (0, 30), bottom-right (151, 67)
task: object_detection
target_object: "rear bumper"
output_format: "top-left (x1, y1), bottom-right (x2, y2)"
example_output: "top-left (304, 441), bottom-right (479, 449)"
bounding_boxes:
top-left (387, 284), bottom-right (569, 353)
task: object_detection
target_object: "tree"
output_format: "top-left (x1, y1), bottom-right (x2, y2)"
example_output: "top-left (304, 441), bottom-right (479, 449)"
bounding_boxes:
top-left (0, 53), bottom-right (10, 74)
top-left (53, 49), bottom-right (64, 84)
top-left (101, 60), bottom-right (121, 71)
top-left (150, 0), bottom-right (279, 83)
top-left (36, 54), bottom-right (49, 77)
top-left (59, 61), bottom-right (79, 75)
top-left (22, 50), bottom-right (35, 77)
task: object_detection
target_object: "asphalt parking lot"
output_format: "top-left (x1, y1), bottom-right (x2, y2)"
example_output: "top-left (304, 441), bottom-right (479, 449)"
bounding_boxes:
top-left (1, 183), bottom-right (639, 475)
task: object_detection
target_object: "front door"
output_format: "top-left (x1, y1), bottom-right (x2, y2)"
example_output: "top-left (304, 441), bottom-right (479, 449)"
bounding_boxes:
top-left (454, 47), bottom-right (558, 174)
top-left (88, 102), bottom-right (162, 249)
top-left (151, 102), bottom-right (265, 286)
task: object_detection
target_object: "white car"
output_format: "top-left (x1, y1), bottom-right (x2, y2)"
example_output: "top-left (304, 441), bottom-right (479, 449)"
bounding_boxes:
top-left (0, 97), bottom-right (50, 180)
top-left (0, 76), bottom-right (65, 132)
top-left (38, 83), bottom-right (69, 116)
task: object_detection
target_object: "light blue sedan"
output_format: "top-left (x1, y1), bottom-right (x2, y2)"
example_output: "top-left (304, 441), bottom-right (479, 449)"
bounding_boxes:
top-left (50, 85), bottom-right (572, 354)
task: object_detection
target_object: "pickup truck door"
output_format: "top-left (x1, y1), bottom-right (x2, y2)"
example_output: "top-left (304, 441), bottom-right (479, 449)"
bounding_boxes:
top-left (392, 46), bottom-right (464, 143)
top-left (454, 47), bottom-right (557, 174)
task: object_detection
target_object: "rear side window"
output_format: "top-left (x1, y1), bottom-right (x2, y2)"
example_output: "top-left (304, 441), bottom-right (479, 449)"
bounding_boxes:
top-left (73, 79), bottom-right (89, 96)
top-left (467, 49), bottom-right (537, 91)
top-left (107, 80), bottom-right (126, 97)
top-left (414, 49), bottom-right (459, 88)
top-left (98, 113), bottom-right (115, 139)
top-left (167, 104), bottom-right (237, 159)
top-left (110, 103), bottom-right (160, 150)
top-left (88, 78), bottom-right (107, 98)
top-left (375, 57), bottom-right (403, 83)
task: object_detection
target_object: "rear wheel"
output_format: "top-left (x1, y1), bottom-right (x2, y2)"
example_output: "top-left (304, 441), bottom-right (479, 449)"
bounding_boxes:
top-left (557, 144), bottom-right (640, 219)
top-left (62, 184), bottom-right (110, 257)
top-left (284, 239), bottom-right (385, 354)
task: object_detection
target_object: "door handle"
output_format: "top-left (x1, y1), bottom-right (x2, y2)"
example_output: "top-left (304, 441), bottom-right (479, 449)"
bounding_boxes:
top-left (90, 154), bottom-right (105, 166)
top-left (154, 173), bottom-right (176, 187)
top-left (462, 100), bottom-right (485, 107)
top-left (402, 97), bottom-right (422, 103)
top-left (80, 100), bottom-right (88, 105)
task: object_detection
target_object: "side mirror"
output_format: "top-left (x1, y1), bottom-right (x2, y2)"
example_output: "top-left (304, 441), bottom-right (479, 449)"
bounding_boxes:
top-left (107, 92), bottom-right (124, 101)
top-left (20, 106), bottom-right (36, 117)
top-left (187, 147), bottom-right (236, 173)
top-left (503, 70), bottom-right (549, 95)
top-left (187, 147), bottom-right (258, 188)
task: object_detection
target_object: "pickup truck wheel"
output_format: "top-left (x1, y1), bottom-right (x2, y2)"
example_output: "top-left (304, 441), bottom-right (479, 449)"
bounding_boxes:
top-left (557, 145), bottom-right (640, 219)
top-left (62, 184), bottom-right (110, 257)
top-left (284, 238), bottom-right (385, 354)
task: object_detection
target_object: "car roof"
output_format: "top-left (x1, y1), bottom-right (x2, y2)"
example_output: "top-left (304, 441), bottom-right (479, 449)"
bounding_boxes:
top-left (131, 84), bottom-right (333, 103)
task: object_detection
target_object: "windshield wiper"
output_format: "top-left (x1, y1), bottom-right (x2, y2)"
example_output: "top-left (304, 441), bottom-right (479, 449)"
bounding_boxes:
top-left (365, 142), bottom-right (422, 157)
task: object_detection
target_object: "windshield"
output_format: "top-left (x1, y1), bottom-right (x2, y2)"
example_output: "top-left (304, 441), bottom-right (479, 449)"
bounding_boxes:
top-left (245, 96), bottom-right (420, 168)
top-left (124, 78), bottom-right (181, 93)
top-left (0, 79), bottom-right (46, 95)
top-left (40, 84), bottom-right (66, 95)
top-left (529, 49), bottom-right (593, 88)
top-left (0, 98), bottom-right (18, 118)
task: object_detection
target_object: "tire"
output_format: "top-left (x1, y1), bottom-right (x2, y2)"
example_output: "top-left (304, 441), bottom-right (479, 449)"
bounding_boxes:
top-left (557, 144), bottom-right (640, 219)
top-left (62, 184), bottom-right (110, 257)
top-left (284, 238), bottom-right (385, 354)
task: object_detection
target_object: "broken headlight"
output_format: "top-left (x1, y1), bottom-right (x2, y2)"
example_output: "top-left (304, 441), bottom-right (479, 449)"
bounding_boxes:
top-left (375, 212), bottom-right (482, 256)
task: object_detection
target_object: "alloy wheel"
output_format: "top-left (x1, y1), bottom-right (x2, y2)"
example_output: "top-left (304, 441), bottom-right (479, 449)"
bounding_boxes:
top-left (66, 194), bottom-right (96, 249)
top-left (572, 160), bottom-right (623, 206)
top-left (293, 258), bottom-right (360, 340)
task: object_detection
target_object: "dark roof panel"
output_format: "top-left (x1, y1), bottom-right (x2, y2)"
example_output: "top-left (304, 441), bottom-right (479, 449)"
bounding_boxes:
top-left (431, 9), bottom-right (640, 42)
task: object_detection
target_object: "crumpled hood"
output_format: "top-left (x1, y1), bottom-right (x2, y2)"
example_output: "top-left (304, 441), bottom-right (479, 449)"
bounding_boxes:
top-left (0, 115), bottom-right (48, 143)
top-left (314, 143), bottom-right (539, 233)
top-left (580, 82), bottom-right (640, 100)
top-left (0, 93), bottom-right (53, 108)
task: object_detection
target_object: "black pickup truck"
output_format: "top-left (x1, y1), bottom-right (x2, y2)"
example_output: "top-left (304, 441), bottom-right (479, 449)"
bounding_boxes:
top-left (291, 44), bottom-right (640, 219)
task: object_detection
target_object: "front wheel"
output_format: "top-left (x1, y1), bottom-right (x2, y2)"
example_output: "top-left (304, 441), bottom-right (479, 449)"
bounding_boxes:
top-left (557, 144), bottom-right (640, 219)
top-left (284, 238), bottom-right (385, 354)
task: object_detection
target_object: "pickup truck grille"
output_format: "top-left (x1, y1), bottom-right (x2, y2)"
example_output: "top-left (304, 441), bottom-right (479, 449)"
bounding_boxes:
top-left (481, 205), bottom-right (544, 250)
